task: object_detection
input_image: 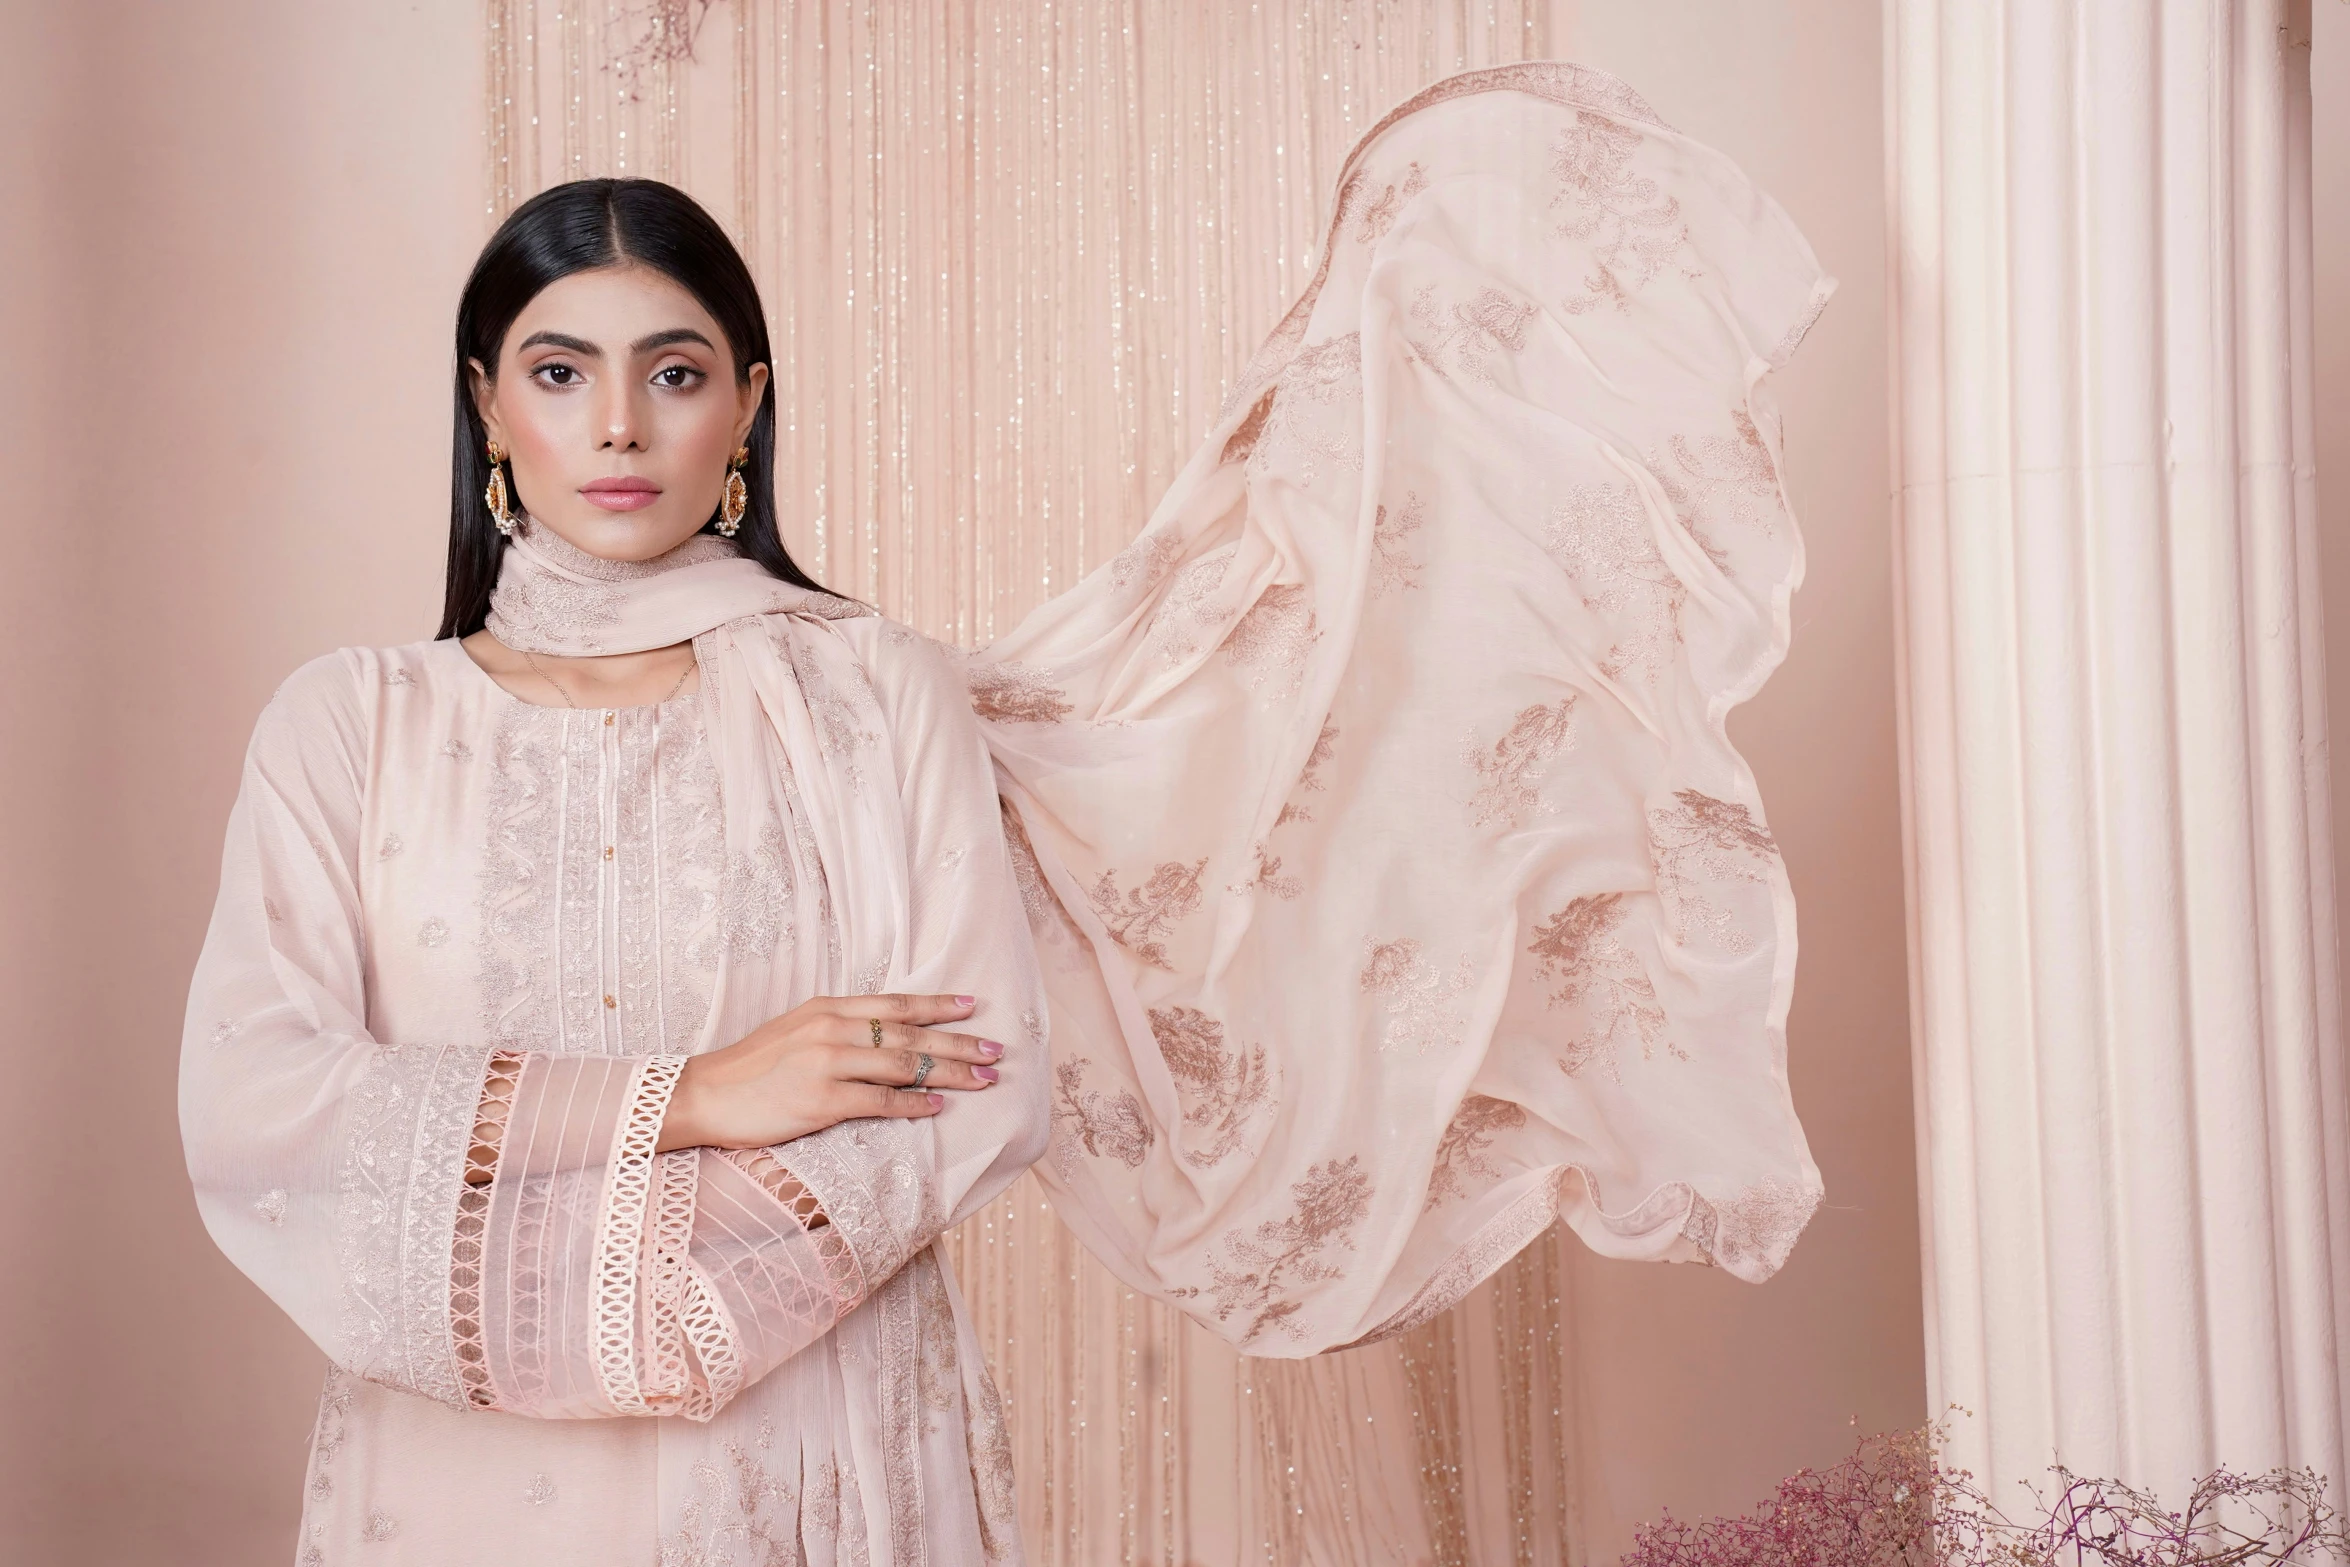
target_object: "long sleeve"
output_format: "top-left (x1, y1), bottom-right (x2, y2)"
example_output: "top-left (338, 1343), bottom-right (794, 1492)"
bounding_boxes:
top-left (180, 654), bottom-right (695, 1417)
top-left (183, 652), bottom-right (900, 1423)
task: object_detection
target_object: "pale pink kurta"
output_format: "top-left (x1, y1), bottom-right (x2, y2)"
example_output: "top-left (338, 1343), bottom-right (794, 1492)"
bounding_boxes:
top-left (183, 626), bottom-right (1044, 1564)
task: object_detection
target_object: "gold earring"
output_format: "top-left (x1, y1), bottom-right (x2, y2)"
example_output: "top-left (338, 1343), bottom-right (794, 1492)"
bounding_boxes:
top-left (484, 442), bottom-right (521, 538)
top-left (718, 445), bottom-right (750, 538)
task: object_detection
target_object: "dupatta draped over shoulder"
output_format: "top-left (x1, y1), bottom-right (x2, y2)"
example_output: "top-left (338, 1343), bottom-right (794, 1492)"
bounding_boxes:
top-left (974, 62), bottom-right (1831, 1350)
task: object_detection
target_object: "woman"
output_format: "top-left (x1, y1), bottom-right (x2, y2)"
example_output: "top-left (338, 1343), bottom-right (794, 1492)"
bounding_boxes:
top-left (190, 58), bottom-right (1833, 1565)
top-left (182, 180), bottom-right (1043, 1562)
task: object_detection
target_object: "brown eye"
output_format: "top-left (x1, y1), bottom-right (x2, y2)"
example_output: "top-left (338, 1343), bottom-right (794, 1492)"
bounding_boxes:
top-left (652, 365), bottom-right (704, 389)
top-left (533, 363), bottom-right (580, 387)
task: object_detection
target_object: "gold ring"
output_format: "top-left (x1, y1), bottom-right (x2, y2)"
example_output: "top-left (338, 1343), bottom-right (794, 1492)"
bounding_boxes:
top-left (868, 1018), bottom-right (884, 1048)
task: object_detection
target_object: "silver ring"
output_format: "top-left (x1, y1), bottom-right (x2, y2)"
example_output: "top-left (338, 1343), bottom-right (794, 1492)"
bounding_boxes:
top-left (910, 1053), bottom-right (935, 1090)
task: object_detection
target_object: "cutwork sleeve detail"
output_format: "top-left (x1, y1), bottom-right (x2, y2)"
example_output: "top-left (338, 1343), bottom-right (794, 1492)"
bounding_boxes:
top-left (452, 1050), bottom-right (526, 1410)
top-left (590, 1054), bottom-right (688, 1416)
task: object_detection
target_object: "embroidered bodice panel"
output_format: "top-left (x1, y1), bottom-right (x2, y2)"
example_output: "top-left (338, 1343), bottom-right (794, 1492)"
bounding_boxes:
top-left (359, 641), bottom-right (736, 1061)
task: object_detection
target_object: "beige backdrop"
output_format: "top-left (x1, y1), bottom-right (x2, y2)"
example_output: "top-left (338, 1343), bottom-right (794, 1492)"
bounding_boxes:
top-left (3, 1), bottom-right (2343, 1562)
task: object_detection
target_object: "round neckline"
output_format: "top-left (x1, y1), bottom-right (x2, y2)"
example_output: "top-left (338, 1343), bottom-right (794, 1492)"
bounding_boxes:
top-left (439, 635), bottom-right (702, 716)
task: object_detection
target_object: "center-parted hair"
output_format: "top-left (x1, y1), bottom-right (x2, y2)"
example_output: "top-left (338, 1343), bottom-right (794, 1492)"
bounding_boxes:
top-left (439, 178), bottom-right (826, 639)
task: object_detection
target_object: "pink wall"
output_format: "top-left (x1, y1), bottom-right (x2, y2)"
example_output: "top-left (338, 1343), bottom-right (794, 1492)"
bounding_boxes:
top-left (1546, 5), bottom-right (1925, 1554)
top-left (0, 1), bottom-right (2340, 1562)
top-left (1, 3), bottom-right (481, 1560)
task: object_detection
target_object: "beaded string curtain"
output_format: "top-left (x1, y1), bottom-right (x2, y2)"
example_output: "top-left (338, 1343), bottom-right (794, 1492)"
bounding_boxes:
top-left (484, 3), bottom-right (1587, 1562)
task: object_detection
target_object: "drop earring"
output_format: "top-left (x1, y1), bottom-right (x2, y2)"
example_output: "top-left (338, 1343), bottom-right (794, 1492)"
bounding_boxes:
top-left (718, 445), bottom-right (749, 538)
top-left (484, 442), bottom-right (521, 538)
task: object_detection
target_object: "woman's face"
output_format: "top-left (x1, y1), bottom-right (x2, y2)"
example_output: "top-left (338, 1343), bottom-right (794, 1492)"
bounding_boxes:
top-left (470, 263), bottom-right (769, 563)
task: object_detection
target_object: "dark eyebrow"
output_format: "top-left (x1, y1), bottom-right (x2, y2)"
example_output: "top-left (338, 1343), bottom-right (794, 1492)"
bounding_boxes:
top-left (515, 330), bottom-right (600, 356)
top-left (632, 327), bottom-right (717, 354)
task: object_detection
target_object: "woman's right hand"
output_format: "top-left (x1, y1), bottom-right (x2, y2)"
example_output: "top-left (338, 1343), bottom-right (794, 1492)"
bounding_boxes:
top-left (656, 992), bottom-right (1003, 1153)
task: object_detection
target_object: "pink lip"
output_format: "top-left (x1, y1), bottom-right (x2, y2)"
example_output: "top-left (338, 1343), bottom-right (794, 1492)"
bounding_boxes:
top-left (580, 477), bottom-right (662, 512)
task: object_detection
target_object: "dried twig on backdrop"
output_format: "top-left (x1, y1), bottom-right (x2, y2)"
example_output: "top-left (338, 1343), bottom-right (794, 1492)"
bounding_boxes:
top-left (611, 0), bottom-right (722, 92)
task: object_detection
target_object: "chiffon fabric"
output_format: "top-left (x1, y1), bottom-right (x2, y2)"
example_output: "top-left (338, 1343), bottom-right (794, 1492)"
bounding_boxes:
top-left (181, 59), bottom-right (1830, 1563)
top-left (983, 62), bottom-right (1831, 1350)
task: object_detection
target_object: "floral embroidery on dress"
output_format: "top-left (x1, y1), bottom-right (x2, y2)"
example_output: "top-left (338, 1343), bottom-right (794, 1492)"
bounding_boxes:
top-left (1656, 408), bottom-right (1781, 556)
top-left (966, 660), bottom-right (1072, 724)
top-left (1369, 494), bottom-right (1427, 596)
top-left (488, 550), bottom-right (626, 653)
top-left (1229, 842), bottom-right (1302, 901)
top-left (256, 1188), bottom-right (288, 1226)
top-left (1544, 483), bottom-right (1685, 682)
top-left (1406, 284), bottom-right (1541, 386)
top-left (210, 1018), bottom-right (240, 1047)
top-left (780, 631), bottom-right (878, 765)
top-left (1001, 803), bottom-right (1083, 947)
top-left (304, 1367), bottom-right (353, 1509)
top-left (1359, 937), bottom-right (1476, 1055)
top-left (1648, 788), bottom-right (1777, 951)
top-left (1219, 387), bottom-right (1278, 466)
top-left (1107, 531), bottom-right (1185, 594)
top-left (441, 738), bottom-right (473, 761)
top-left (1188, 1156), bottom-right (1373, 1343)
top-left (1550, 110), bottom-right (1689, 314)
top-left (361, 1510), bottom-right (399, 1542)
top-left (417, 917), bottom-right (449, 949)
top-left (1682, 1175), bottom-right (1821, 1275)
top-left (1249, 332), bottom-right (1363, 486)
top-left (1146, 549), bottom-right (1237, 667)
top-left (1466, 698), bottom-right (1578, 828)
top-left (659, 1412), bottom-right (801, 1567)
top-left (1342, 159), bottom-right (1430, 244)
top-left (378, 834), bottom-right (404, 860)
top-left (1426, 1095), bottom-right (1529, 1208)
top-left (1275, 721), bottom-right (1339, 827)
top-left (1221, 583), bottom-right (1321, 696)
top-left (1085, 858), bottom-right (1207, 970)
top-left (1051, 1059), bottom-right (1153, 1172)
top-left (384, 668), bottom-right (415, 687)
top-left (524, 1473), bottom-right (557, 1507)
top-left (478, 702), bottom-right (723, 1053)
top-left (1150, 1005), bottom-right (1276, 1168)
top-left (909, 1251), bottom-right (961, 1426)
top-left (1525, 893), bottom-right (1679, 1080)
top-left (964, 1360), bottom-right (1021, 1562)
top-left (717, 816), bottom-right (794, 963)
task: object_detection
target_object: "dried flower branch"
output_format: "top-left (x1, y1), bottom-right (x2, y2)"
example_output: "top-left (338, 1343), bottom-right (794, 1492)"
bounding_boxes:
top-left (1618, 1422), bottom-right (2350, 1567)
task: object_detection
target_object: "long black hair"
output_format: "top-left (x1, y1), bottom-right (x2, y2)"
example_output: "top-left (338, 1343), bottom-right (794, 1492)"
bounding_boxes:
top-left (438, 178), bottom-right (827, 639)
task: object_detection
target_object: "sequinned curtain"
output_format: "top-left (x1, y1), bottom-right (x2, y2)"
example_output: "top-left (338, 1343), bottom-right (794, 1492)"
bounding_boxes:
top-left (484, 4), bottom-right (1585, 1562)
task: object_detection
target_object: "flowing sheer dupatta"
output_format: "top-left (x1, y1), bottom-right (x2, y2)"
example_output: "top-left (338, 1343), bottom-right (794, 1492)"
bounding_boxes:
top-left (971, 62), bottom-right (1834, 1352)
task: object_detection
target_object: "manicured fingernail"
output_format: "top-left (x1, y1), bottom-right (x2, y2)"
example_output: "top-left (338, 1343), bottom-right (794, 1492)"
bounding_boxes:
top-left (954, 995), bottom-right (977, 1008)
top-left (927, 1093), bottom-right (945, 1110)
top-left (979, 1039), bottom-right (1005, 1059)
top-left (974, 1065), bottom-right (999, 1083)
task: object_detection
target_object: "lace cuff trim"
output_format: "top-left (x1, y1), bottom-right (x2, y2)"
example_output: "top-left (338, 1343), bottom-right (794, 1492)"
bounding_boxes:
top-left (675, 1257), bottom-right (744, 1420)
top-left (641, 1148), bottom-right (701, 1411)
top-left (719, 1147), bottom-right (868, 1315)
top-left (451, 1050), bottom-right (525, 1411)
top-left (592, 1054), bottom-right (687, 1416)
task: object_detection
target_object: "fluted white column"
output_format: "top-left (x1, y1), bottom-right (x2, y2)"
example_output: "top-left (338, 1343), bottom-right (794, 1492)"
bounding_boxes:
top-left (1887, 0), bottom-right (2344, 1500)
